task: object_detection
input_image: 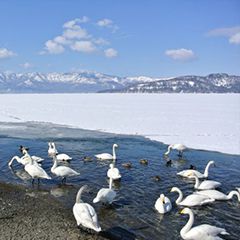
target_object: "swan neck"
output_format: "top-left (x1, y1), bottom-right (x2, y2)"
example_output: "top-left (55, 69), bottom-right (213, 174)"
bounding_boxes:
top-left (113, 145), bottom-right (117, 160)
top-left (51, 157), bottom-right (58, 170)
top-left (9, 156), bottom-right (20, 166)
top-left (165, 145), bottom-right (171, 155)
top-left (175, 188), bottom-right (183, 204)
top-left (109, 177), bottom-right (113, 189)
top-left (194, 176), bottom-right (200, 188)
top-left (24, 152), bottom-right (33, 165)
top-left (204, 161), bottom-right (212, 177)
top-left (227, 191), bottom-right (240, 201)
top-left (76, 186), bottom-right (85, 203)
top-left (180, 211), bottom-right (194, 238)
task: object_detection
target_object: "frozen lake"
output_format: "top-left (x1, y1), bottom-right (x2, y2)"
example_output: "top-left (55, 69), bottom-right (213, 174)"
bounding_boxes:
top-left (0, 93), bottom-right (239, 155)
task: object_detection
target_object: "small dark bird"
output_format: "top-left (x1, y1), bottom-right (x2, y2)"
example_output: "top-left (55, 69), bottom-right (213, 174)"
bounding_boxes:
top-left (122, 163), bottom-right (132, 169)
top-left (166, 159), bottom-right (172, 167)
top-left (151, 175), bottom-right (161, 181)
top-left (189, 164), bottom-right (197, 170)
top-left (139, 159), bottom-right (148, 165)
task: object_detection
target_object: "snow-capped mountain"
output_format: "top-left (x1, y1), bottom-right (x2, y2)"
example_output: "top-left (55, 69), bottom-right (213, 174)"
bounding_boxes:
top-left (0, 72), bottom-right (239, 93)
top-left (104, 73), bottom-right (240, 93)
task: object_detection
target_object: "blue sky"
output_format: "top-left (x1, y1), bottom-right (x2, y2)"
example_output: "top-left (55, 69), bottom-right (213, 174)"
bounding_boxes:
top-left (0, 0), bottom-right (239, 77)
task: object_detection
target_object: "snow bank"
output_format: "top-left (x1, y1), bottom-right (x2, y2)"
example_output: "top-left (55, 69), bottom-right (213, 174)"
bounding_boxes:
top-left (0, 93), bottom-right (239, 155)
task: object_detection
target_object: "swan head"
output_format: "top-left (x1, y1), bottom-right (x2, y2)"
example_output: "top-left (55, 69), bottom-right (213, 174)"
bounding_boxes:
top-left (170, 187), bottom-right (179, 193)
top-left (160, 194), bottom-right (165, 203)
top-left (179, 208), bottom-right (191, 215)
top-left (209, 160), bottom-right (215, 166)
top-left (113, 144), bottom-right (118, 148)
top-left (109, 163), bottom-right (114, 169)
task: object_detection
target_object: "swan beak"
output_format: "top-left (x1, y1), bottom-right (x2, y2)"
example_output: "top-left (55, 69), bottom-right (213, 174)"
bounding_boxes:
top-left (179, 209), bottom-right (185, 214)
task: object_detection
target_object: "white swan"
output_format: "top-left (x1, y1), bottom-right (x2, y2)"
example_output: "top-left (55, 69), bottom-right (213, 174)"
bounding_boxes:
top-left (170, 187), bottom-right (215, 207)
top-left (195, 189), bottom-right (240, 201)
top-left (190, 175), bottom-right (221, 190)
top-left (164, 143), bottom-right (187, 157)
top-left (179, 207), bottom-right (229, 240)
top-left (48, 142), bottom-right (72, 161)
top-left (23, 149), bottom-right (51, 184)
top-left (73, 185), bottom-right (101, 232)
top-left (8, 155), bottom-right (44, 167)
top-left (95, 144), bottom-right (118, 160)
top-left (177, 160), bottom-right (215, 179)
top-left (93, 177), bottom-right (116, 204)
top-left (51, 155), bottom-right (80, 183)
top-left (107, 163), bottom-right (121, 180)
top-left (155, 193), bottom-right (172, 214)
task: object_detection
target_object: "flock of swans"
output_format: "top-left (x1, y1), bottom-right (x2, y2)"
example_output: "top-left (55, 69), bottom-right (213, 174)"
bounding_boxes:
top-left (6, 142), bottom-right (240, 239)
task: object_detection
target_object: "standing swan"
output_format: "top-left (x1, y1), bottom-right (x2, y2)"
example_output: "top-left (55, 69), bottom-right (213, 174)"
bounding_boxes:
top-left (93, 177), bottom-right (116, 204)
top-left (164, 144), bottom-right (187, 157)
top-left (179, 208), bottom-right (229, 239)
top-left (195, 189), bottom-right (240, 201)
top-left (107, 163), bottom-right (121, 180)
top-left (95, 144), bottom-right (118, 160)
top-left (73, 185), bottom-right (101, 232)
top-left (177, 160), bottom-right (215, 179)
top-left (155, 194), bottom-right (172, 214)
top-left (190, 175), bottom-right (221, 190)
top-left (48, 142), bottom-right (72, 161)
top-left (170, 187), bottom-right (215, 207)
top-left (51, 155), bottom-right (80, 183)
top-left (23, 149), bottom-right (51, 184)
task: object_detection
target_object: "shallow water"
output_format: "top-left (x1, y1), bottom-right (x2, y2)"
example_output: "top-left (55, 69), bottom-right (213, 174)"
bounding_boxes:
top-left (0, 122), bottom-right (239, 240)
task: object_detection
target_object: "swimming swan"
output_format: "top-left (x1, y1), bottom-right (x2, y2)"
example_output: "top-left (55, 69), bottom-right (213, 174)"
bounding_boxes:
top-left (155, 193), bottom-right (172, 214)
top-left (164, 144), bottom-right (187, 157)
top-left (48, 142), bottom-right (72, 161)
top-left (23, 149), bottom-right (51, 184)
top-left (179, 207), bottom-right (229, 240)
top-left (190, 175), bottom-right (221, 190)
top-left (195, 189), bottom-right (240, 201)
top-left (170, 187), bottom-right (215, 207)
top-left (177, 160), bottom-right (215, 179)
top-left (51, 155), bottom-right (80, 183)
top-left (107, 163), bottom-right (121, 180)
top-left (93, 177), bottom-right (116, 204)
top-left (8, 155), bottom-right (43, 167)
top-left (95, 144), bottom-right (118, 160)
top-left (73, 185), bottom-right (101, 232)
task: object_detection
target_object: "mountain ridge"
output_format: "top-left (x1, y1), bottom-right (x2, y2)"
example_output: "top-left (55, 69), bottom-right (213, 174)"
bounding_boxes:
top-left (0, 71), bottom-right (239, 93)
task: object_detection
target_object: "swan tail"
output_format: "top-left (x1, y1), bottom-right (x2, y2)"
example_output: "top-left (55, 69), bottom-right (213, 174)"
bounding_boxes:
top-left (220, 229), bottom-right (229, 235)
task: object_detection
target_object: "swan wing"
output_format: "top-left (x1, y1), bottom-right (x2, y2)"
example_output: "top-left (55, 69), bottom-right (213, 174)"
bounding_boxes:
top-left (94, 188), bottom-right (116, 203)
top-left (199, 181), bottom-right (221, 190)
top-left (177, 170), bottom-right (204, 178)
top-left (180, 194), bottom-right (214, 206)
top-left (195, 190), bottom-right (227, 200)
top-left (95, 153), bottom-right (113, 160)
top-left (73, 203), bottom-right (101, 232)
top-left (154, 198), bottom-right (165, 213)
top-left (25, 164), bottom-right (51, 179)
top-left (53, 166), bottom-right (80, 177)
top-left (187, 224), bottom-right (229, 239)
top-left (57, 153), bottom-right (72, 160)
top-left (31, 156), bottom-right (44, 162)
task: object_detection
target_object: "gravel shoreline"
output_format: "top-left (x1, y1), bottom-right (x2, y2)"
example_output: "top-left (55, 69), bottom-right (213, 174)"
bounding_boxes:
top-left (0, 182), bottom-right (107, 240)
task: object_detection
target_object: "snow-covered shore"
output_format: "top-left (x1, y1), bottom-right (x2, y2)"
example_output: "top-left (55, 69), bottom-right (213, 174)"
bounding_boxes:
top-left (0, 93), bottom-right (239, 155)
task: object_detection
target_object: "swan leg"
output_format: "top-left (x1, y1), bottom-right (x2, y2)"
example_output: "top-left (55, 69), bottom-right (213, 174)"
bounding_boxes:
top-left (62, 177), bottom-right (66, 184)
top-left (37, 178), bottom-right (40, 185)
top-left (31, 178), bottom-right (35, 185)
top-left (178, 151), bottom-right (183, 158)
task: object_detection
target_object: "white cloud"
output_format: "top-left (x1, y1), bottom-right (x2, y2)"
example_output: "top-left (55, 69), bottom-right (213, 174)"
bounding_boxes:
top-left (71, 41), bottom-right (96, 53)
top-left (97, 18), bottom-right (118, 32)
top-left (20, 62), bottom-right (33, 69)
top-left (104, 48), bottom-right (118, 58)
top-left (165, 48), bottom-right (195, 61)
top-left (44, 40), bottom-right (65, 54)
top-left (0, 48), bottom-right (16, 59)
top-left (42, 17), bottom-right (118, 56)
top-left (207, 26), bottom-right (240, 45)
top-left (229, 32), bottom-right (240, 45)
top-left (63, 17), bottom-right (89, 29)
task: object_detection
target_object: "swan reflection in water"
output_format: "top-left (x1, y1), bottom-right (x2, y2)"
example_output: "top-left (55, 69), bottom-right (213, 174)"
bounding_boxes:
top-left (50, 184), bottom-right (76, 198)
top-left (9, 165), bottom-right (31, 181)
